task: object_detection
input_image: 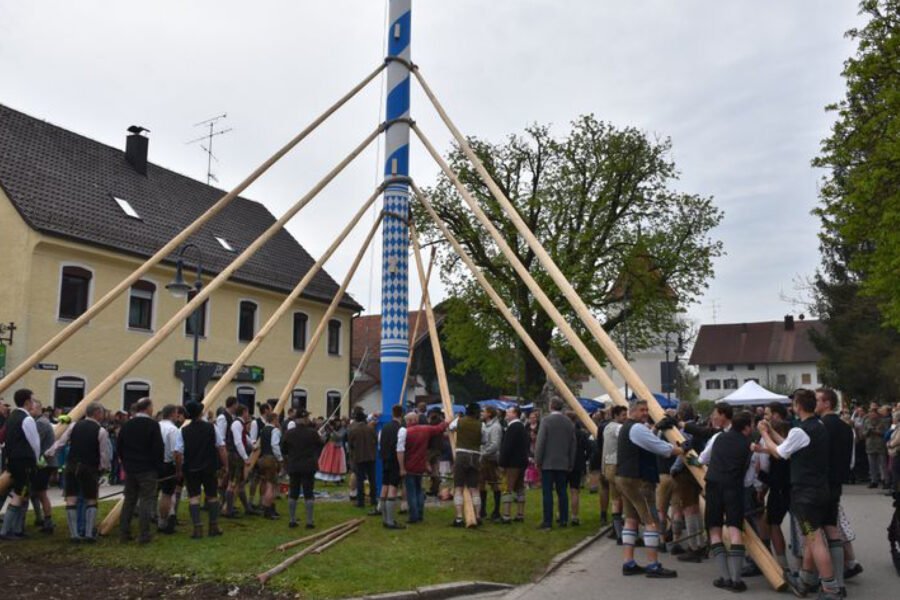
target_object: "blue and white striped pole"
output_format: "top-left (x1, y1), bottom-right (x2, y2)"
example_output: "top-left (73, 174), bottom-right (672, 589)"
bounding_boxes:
top-left (380, 0), bottom-right (412, 423)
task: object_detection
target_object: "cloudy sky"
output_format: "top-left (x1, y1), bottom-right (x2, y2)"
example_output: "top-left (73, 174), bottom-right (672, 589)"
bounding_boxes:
top-left (1, 1), bottom-right (862, 327)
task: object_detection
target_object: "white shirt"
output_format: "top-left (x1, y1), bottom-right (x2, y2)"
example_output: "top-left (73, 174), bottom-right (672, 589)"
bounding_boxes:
top-left (214, 413), bottom-right (229, 445)
top-left (286, 420), bottom-right (296, 431)
top-left (270, 428), bottom-right (283, 461)
top-left (775, 427), bottom-right (810, 459)
top-left (159, 419), bottom-right (179, 464)
top-left (174, 419), bottom-right (225, 455)
top-left (248, 418), bottom-right (260, 444)
top-left (231, 420), bottom-right (248, 460)
top-left (397, 427), bottom-right (408, 453)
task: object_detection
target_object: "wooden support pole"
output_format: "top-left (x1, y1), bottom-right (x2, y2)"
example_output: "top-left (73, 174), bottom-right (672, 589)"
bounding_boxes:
top-left (0, 63), bottom-right (386, 398)
top-left (274, 213), bottom-right (385, 415)
top-left (276, 518), bottom-right (363, 552)
top-left (257, 524), bottom-right (354, 585)
top-left (411, 182), bottom-right (596, 437)
top-left (53, 125), bottom-right (383, 439)
top-left (312, 524), bottom-right (359, 554)
top-left (413, 124), bottom-right (626, 409)
top-left (200, 188), bottom-right (381, 414)
top-left (398, 246), bottom-right (436, 407)
top-left (410, 225), bottom-right (476, 527)
top-left (412, 74), bottom-right (784, 590)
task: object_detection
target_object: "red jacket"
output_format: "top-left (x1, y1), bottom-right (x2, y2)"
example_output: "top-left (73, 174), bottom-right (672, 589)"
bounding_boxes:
top-left (403, 422), bottom-right (448, 474)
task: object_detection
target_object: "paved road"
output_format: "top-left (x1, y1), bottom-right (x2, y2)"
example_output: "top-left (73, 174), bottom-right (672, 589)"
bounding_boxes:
top-left (471, 486), bottom-right (896, 600)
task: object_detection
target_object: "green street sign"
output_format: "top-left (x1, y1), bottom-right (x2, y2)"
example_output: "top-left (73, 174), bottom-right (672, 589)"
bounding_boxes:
top-left (0, 344), bottom-right (6, 371)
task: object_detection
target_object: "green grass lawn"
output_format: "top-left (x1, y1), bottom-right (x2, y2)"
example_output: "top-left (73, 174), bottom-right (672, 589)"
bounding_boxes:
top-left (7, 487), bottom-right (602, 599)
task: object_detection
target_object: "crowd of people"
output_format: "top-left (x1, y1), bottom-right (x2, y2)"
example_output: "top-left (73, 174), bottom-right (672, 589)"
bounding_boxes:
top-left (1, 387), bottom-right (899, 598)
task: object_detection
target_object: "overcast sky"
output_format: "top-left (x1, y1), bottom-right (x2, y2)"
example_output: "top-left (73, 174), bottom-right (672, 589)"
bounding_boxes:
top-left (0, 1), bottom-right (862, 328)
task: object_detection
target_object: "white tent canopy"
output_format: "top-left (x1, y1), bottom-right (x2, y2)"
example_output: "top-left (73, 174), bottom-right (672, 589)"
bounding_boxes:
top-left (721, 380), bottom-right (790, 405)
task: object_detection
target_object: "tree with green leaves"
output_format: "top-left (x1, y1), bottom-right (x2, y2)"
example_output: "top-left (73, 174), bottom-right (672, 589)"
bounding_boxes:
top-left (811, 1), bottom-right (900, 403)
top-left (414, 115), bottom-right (723, 398)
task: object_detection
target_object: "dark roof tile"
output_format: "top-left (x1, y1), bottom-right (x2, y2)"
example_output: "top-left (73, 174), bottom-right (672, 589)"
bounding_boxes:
top-left (689, 319), bottom-right (823, 366)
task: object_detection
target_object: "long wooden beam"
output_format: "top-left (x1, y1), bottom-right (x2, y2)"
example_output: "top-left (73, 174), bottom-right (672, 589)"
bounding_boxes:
top-left (0, 63), bottom-right (386, 397)
top-left (412, 72), bottom-right (784, 590)
top-left (52, 125), bottom-right (383, 439)
top-left (398, 246), bottom-right (436, 408)
top-left (411, 183), bottom-right (596, 437)
top-left (413, 124), bottom-right (626, 409)
top-left (274, 213), bottom-right (384, 415)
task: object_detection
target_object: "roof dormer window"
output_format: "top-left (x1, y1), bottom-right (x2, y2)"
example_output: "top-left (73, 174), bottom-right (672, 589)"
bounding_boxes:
top-left (215, 236), bottom-right (235, 252)
top-left (113, 196), bottom-right (140, 219)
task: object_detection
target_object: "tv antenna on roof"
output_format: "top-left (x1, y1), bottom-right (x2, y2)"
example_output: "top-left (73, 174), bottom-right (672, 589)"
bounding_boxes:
top-left (185, 113), bottom-right (233, 185)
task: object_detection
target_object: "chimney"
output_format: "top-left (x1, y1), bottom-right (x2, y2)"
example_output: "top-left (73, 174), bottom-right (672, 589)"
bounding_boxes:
top-left (784, 315), bottom-right (794, 331)
top-left (125, 125), bottom-right (149, 175)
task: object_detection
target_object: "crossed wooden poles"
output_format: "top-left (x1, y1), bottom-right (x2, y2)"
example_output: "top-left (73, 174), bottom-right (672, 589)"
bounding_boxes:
top-left (0, 62), bottom-right (784, 590)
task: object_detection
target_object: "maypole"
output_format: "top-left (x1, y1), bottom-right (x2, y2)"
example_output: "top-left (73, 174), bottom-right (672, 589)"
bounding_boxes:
top-left (380, 0), bottom-right (412, 421)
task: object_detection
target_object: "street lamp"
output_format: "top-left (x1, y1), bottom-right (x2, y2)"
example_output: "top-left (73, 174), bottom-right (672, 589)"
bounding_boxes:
top-left (167, 244), bottom-right (203, 403)
top-left (663, 331), bottom-right (687, 401)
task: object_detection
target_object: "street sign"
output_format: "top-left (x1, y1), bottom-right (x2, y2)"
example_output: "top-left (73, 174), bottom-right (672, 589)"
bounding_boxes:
top-left (0, 343), bottom-right (5, 371)
top-left (34, 363), bottom-right (59, 371)
top-left (173, 360), bottom-right (264, 383)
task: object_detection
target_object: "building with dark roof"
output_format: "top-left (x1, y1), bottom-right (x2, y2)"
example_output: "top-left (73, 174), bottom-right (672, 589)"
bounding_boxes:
top-left (688, 315), bottom-right (824, 400)
top-left (0, 103), bottom-right (360, 415)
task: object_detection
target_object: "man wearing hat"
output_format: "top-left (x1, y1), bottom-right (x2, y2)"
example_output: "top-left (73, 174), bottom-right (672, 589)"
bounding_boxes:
top-left (281, 410), bottom-right (325, 528)
top-left (174, 401), bottom-right (226, 538)
top-left (449, 402), bottom-right (484, 527)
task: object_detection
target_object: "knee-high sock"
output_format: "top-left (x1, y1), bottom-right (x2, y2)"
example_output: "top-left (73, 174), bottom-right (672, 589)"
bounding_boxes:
top-left (686, 514), bottom-right (702, 550)
top-left (1, 504), bottom-right (22, 536)
top-left (289, 498), bottom-right (298, 523)
top-left (208, 501), bottom-right (220, 526)
top-left (622, 528), bottom-right (638, 547)
top-left (84, 506), bottom-right (97, 538)
top-left (711, 543), bottom-right (730, 581)
top-left (384, 498), bottom-right (396, 525)
top-left (189, 504), bottom-right (202, 527)
top-left (224, 490), bottom-right (234, 514)
top-left (479, 491), bottom-right (487, 517)
top-left (238, 490), bottom-right (251, 511)
top-left (828, 538), bottom-right (845, 588)
top-left (31, 495), bottom-right (43, 522)
top-left (471, 492), bottom-right (482, 518)
top-left (305, 500), bottom-right (315, 525)
top-left (612, 513), bottom-right (624, 540)
top-left (172, 491), bottom-right (181, 517)
top-left (65, 506), bottom-right (80, 539)
top-left (671, 518), bottom-right (685, 547)
top-left (728, 544), bottom-right (746, 584)
top-left (492, 491), bottom-right (502, 515)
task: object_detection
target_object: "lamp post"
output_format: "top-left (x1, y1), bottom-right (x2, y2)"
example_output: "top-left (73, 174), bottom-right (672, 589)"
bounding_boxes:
top-left (664, 331), bottom-right (687, 401)
top-left (166, 244), bottom-right (204, 403)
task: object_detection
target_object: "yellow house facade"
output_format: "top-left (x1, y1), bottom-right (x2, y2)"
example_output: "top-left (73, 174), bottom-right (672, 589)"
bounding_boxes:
top-left (0, 103), bottom-right (360, 416)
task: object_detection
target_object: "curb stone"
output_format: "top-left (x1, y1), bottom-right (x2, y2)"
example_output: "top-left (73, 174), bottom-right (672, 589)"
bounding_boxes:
top-left (343, 581), bottom-right (513, 600)
top-left (534, 524), bottom-right (613, 582)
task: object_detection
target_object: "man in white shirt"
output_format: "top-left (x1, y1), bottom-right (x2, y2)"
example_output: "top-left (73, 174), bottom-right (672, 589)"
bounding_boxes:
top-left (602, 405), bottom-right (627, 542)
top-left (157, 405), bottom-right (180, 534)
top-left (0, 388), bottom-right (41, 540)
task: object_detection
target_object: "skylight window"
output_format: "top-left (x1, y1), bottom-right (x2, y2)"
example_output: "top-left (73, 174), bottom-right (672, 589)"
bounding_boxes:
top-left (113, 196), bottom-right (140, 219)
top-left (215, 236), bottom-right (235, 252)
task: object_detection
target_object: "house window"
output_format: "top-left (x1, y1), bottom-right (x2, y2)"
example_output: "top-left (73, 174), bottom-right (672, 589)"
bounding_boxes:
top-left (113, 196), bottom-right (141, 219)
top-left (185, 290), bottom-right (208, 337)
top-left (128, 280), bottom-right (156, 330)
top-left (293, 313), bottom-right (308, 351)
top-left (747, 364), bottom-right (756, 371)
top-left (744, 378), bottom-right (760, 384)
top-left (54, 376), bottom-right (86, 410)
top-left (238, 301), bottom-right (257, 342)
top-left (726, 364), bottom-right (734, 371)
top-left (801, 373), bottom-right (812, 385)
top-left (215, 236), bottom-right (235, 252)
top-left (326, 390), bottom-right (342, 418)
top-left (709, 365), bottom-right (717, 372)
top-left (58, 266), bottom-right (92, 320)
top-left (327, 319), bottom-right (341, 355)
top-left (236, 386), bottom-right (256, 416)
top-left (723, 378), bottom-right (739, 390)
top-left (706, 379), bottom-right (721, 390)
top-left (291, 389), bottom-right (308, 411)
top-left (123, 381), bottom-right (150, 412)
top-left (776, 374), bottom-right (787, 385)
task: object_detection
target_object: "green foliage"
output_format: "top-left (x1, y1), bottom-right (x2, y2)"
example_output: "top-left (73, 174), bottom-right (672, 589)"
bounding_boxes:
top-left (414, 115), bottom-right (723, 398)
top-left (813, 1), bottom-right (900, 326)
top-left (811, 1), bottom-right (900, 402)
top-left (693, 399), bottom-right (715, 419)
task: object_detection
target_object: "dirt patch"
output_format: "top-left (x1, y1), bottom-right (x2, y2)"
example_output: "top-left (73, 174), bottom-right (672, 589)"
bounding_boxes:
top-left (0, 550), bottom-right (295, 600)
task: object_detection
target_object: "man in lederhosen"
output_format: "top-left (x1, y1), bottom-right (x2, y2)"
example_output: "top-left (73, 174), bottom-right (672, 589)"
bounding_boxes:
top-left (61, 402), bottom-right (110, 543)
top-left (0, 389), bottom-right (41, 540)
top-left (175, 401), bottom-right (226, 538)
top-left (256, 411), bottom-right (283, 520)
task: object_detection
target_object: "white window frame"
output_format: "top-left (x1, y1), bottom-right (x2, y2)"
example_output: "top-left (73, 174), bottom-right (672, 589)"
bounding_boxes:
top-left (292, 311), bottom-right (310, 352)
top-left (325, 388), bottom-right (343, 418)
top-left (327, 318), bottom-right (343, 356)
top-left (291, 388), bottom-right (308, 412)
top-left (125, 278), bottom-right (157, 333)
top-left (56, 262), bottom-right (95, 323)
top-left (237, 298), bottom-right (259, 343)
top-left (52, 373), bottom-right (88, 410)
top-left (122, 379), bottom-right (152, 412)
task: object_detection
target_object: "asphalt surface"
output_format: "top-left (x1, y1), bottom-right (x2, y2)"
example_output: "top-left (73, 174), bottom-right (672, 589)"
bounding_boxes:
top-left (466, 485), bottom-right (897, 600)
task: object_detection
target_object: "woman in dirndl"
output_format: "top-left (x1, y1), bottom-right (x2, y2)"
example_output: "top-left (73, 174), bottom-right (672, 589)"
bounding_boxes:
top-left (315, 420), bottom-right (347, 483)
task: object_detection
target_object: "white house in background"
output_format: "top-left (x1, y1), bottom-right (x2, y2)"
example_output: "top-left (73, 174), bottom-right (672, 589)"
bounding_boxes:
top-left (689, 315), bottom-right (824, 401)
top-left (581, 345), bottom-right (674, 399)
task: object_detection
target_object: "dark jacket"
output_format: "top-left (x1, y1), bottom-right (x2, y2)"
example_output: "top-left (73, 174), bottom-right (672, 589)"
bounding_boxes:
top-left (347, 421), bottom-right (377, 463)
top-left (282, 423), bottom-right (325, 475)
top-left (116, 414), bottom-right (163, 475)
top-left (499, 420), bottom-right (529, 469)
